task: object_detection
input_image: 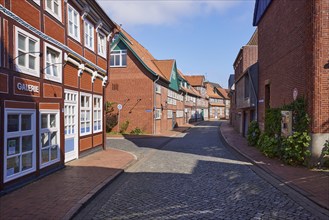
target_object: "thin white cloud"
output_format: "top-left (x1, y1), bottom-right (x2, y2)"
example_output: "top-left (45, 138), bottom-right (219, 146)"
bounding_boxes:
top-left (97, 0), bottom-right (241, 26)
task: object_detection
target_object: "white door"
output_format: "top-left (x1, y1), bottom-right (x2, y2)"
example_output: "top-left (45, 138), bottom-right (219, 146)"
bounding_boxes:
top-left (64, 90), bottom-right (78, 162)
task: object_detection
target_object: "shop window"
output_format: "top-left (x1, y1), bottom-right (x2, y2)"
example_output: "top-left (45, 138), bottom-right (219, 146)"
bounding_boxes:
top-left (40, 111), bottom-right (60, 168)
top-left (44, 43), bottom-right (62, 83)
top-left (93, 95), bottom-right (102, 133)
top-left (110, 50), bottom-right (127, 67)
top-left (15, 27), bottom-right (40, 77)
top-left (80, 93), bottom-right (92, 135)
top-left (45, 0), bottom-right (62, 21)
top-left (84, 20), bottom-right (94, 51)
top-left (68, 4), bottom-right (80, 41)
top-left (4, 109), bottom-right (36, 182)
top-left (98, 32), bottom-right (106, 58)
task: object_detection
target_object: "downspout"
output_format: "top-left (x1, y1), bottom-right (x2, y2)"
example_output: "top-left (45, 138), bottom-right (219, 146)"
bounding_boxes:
top-left (153, 75), bottom-right (160, 134)
top-left (103, 29), bottom-right (117, 150)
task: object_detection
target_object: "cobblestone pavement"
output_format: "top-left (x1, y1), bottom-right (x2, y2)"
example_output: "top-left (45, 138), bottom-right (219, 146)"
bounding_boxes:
top-left (74, 121), bottom-right (319, 220)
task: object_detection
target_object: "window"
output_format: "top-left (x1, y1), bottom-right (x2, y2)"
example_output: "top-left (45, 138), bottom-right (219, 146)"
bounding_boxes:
top-left (98, 32), bottom-right (106, 57)
top-left (93, 95), bottom-right (102, 133)
top-left (80, 93), bottom-right (92, 135)
top-left (44, 43), bottom-right (62, 83)
top-left (45, 0), bottom-right (61, 21)
top-left (155, 84), bottom-right (161, 94)
top-left (84, 20), bottom-right (94, 50)
top-left (68, 5), bottom-right (80, 41)
top-left (244, 75), bottom-right (250, 99)
top-left (40, 111), bottom-right (60, 168)
top-left (15, 27), bottom-right (40, 77)
top-left (167, 110), bottom-right (173, 119)
top-left (110, 50), bottom-right (127, 67)
top-left (64, 90), bottom-right (77, 135)
top-left (4, 109), bottom-right (36, 182)
top-left (155, 109), bottom-right (161, 120)
top-left (176, 110), bottom-right (184, 118)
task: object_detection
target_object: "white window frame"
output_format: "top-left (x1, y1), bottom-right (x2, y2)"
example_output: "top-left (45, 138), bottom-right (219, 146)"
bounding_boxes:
top-left (155, 109), bottom-right (161, 120)
top-left (44, 42), bottom-right (62, 83)
top-left (4, 109), bottom-right (36, 183)
top-left (67, 4), bottom-right (80, 42)
top-left (84, 19), bottom-right (94, 51)
top-left (110, 50), bottom-right (127, 67)
top-left (93, 95), bottom-right (103, 133)
top-left (15, 27), bottom-right (40, 77)
top-left (39, 110), bottom-right (60, 168)
top-left (45, 0), bottom-right (62, 22)
top-left (97, 32), bottom-right (106, 58)
top-left (80, 92), bottom-right (92, 136)
top-left (167, 110), bottom-right (173, 119)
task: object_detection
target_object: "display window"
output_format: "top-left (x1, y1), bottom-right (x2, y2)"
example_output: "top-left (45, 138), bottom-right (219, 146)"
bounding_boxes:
top-left (80, 93), bottom-right (92, 135)
top-left (93, 95), bottom-right (102, 133)
top-left (4, 109), bottom-right (36, 182)
top-left (40, 110), bottom-right (60, 168)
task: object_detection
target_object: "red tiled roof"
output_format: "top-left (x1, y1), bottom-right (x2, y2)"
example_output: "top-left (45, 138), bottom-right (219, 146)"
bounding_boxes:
top-left (185, 75), bottom-right (205, 86)
top-left (152, 60), bottom-right (175, 81)
top-left (206, 83), bottom-right (221, 98)
top-left (119, 29), bottom-right (168, 82)
top-left (216, 87), bottom-right (229, 99)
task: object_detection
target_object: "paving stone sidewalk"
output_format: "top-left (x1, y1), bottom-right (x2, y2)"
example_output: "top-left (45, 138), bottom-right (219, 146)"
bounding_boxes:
top-left (0, 149), bottom-right (136, 220)
top-left (220, 121), bottom-right (329, 211)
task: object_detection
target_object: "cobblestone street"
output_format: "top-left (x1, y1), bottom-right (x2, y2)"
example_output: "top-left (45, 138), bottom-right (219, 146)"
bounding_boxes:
top-left (74, 121), bottom-right (318, 220)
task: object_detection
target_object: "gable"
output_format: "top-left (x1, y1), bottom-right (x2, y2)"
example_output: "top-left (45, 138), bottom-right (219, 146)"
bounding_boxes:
top-left (169, 62), bottom-right (179, 91)
top-left (113, 41), bottom-right (127, 51)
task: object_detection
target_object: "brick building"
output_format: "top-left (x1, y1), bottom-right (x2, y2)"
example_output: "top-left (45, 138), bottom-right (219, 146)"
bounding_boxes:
top-left (0, 0), bottom-right (116, 191)
top-left (107, 29), bottom-right (185, 134)
top-left (232, 29), bottom-right (258, 136)
top-left (184, 75), bottom-right (209, 120)
top-left (253, 0), bottom-right (329, 157)
top-left (205, 82), bottom-right (229, 120)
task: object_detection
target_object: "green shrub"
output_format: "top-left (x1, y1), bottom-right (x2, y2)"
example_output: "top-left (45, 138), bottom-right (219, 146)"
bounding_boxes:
top-left (130, 127), bottom-right (144, 135)
top-left (119, 120), bottom-right (130, 133)
top-left (320, 140), bottom-right (329, 168)
top-left (247, 121), bottom-right (261, 146)
top-left (281, 132), bottom-right (311, 166)
top-left (106, 114), bottom-right (118, 132)
top-left (257, 133), bottom-right (280, 158)
top-left (264, 108), bottom-right (282, 137)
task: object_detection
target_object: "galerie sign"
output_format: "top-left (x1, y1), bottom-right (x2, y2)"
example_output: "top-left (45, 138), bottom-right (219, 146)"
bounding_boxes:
top-left (14, 77), bottom-right (40, 97)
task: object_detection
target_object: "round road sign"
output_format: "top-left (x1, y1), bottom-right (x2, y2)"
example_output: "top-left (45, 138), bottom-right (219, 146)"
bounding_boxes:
top-left (117, 104), bottom-right (122, 110)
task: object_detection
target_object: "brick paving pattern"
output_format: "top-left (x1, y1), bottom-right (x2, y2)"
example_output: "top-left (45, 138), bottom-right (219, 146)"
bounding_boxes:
top-left (75, 121), bottom-right (321, 220)
top-left (0, 149), bottom-right (136, 220)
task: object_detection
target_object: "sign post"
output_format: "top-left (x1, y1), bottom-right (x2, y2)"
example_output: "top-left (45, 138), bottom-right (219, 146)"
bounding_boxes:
top-left (117, 104), bottom-right (122, 133)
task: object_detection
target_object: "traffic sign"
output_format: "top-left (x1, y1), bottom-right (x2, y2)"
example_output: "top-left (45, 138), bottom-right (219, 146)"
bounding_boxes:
top-left (117, 104), bottom-right (122, 110)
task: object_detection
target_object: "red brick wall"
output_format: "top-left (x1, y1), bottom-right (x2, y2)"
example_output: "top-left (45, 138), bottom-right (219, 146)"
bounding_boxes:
top-left (257, 0), bottom-right (314, 130)
top-left (311, 0), bottom-right (329, 133)
top-left (243, 46), bottom-right (258, 73)
top-left (106, 50), bottom-right (154, 134)
top-left (11, 0), bottom-right (41, 30)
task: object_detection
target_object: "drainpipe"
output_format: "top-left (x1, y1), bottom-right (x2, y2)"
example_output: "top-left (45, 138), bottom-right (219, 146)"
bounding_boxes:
top-left (153, 75), bottom-right (160, 134)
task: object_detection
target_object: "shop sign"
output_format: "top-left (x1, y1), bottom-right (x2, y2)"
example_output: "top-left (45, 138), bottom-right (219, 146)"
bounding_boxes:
top-left (14, 77), bottom-right (40, 97)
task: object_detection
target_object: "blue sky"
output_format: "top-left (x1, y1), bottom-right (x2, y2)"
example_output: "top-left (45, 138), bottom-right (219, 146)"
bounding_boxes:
top-left (98, 0), bottom-right (256, 88)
